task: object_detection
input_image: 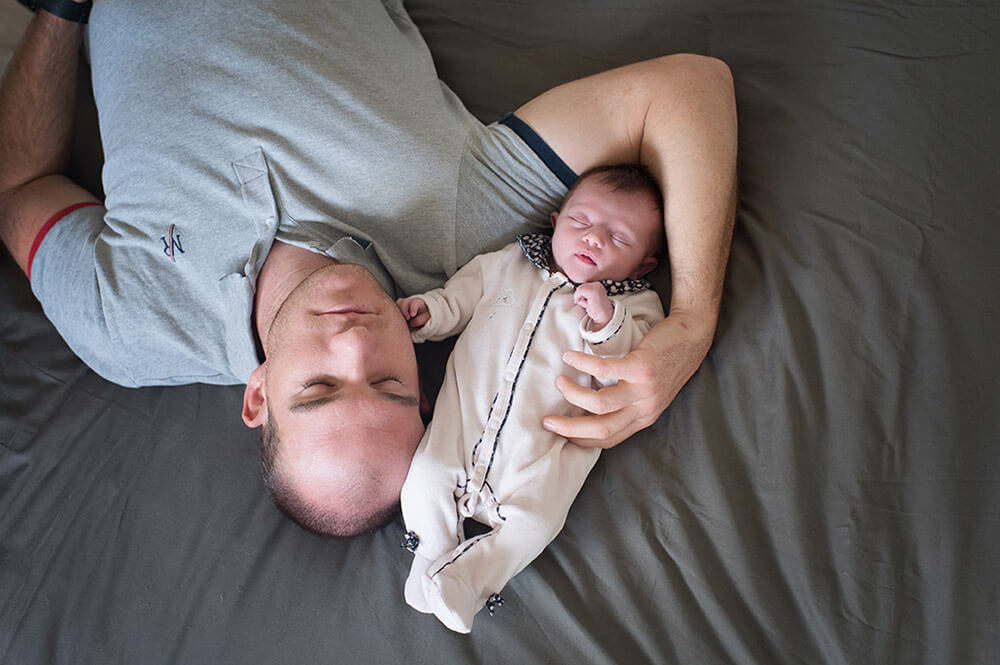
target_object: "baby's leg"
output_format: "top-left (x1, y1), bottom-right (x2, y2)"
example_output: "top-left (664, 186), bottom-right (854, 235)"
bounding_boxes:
top-left (418, 443), bottom-right (601, 633)
top-left (400, 436), bottom-right (465, 613)
top-left (416, 502), bottom-right (558, 633)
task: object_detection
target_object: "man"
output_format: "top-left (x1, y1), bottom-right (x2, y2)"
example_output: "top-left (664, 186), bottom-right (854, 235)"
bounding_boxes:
top-left (0, 0), bottom-right (737, 536)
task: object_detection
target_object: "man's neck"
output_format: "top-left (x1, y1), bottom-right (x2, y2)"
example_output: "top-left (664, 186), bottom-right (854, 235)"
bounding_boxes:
top-left (254, 241), bottom-right (337, 351)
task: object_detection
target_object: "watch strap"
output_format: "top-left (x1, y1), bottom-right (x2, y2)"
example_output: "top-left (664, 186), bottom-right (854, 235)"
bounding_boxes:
top-left (35, 0), bottom-right (93, 24)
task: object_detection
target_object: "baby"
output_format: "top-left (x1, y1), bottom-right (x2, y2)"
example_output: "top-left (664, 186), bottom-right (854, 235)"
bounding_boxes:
top-left (396, 164), bottom-right (666, 633)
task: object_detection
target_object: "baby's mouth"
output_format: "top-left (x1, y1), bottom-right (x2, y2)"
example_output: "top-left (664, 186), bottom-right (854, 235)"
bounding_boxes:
top-left (574, 252), bottom-right (596, 266)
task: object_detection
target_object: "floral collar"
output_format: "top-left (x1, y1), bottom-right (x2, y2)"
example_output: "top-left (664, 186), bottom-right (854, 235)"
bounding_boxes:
top-left (516, 233), bottom-right (653, 295)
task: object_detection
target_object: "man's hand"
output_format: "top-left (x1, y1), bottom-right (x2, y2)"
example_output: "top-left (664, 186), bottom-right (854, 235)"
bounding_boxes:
top-left (396, 297), bottom-right (430, 328)
top-left (543, 310), bottom-right (714, 449)
top-left (573, 282), bottom-right (614, 329)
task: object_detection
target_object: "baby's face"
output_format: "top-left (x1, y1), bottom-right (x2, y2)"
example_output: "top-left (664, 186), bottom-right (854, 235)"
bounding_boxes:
top-left (550, 179), bottom-right (662, 283)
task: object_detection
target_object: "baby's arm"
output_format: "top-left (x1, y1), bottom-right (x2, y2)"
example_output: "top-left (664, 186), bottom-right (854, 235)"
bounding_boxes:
top-left (398, 251), bottom-right (495, 342)
top-left (573, 282), bottom-right (615, 329)
top-left (579, 289), bottom-right (666, 387)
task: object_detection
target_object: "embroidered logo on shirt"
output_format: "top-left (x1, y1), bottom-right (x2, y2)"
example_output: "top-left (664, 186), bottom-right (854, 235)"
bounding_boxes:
top-left (489, 289), bottom-right (515, 320)
top-left (161, 224), bottom-right (185, 262)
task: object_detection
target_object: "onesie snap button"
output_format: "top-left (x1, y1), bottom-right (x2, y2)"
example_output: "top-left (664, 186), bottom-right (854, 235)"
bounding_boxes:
top-left (400, 531), bottom-right (420, 552)
top-left (486, 593), bottom-right (504, 616)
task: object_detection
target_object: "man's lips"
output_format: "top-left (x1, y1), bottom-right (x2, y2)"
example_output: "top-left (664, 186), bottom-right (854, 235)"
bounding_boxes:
top-left (320, 305), bottom-right (375, 315)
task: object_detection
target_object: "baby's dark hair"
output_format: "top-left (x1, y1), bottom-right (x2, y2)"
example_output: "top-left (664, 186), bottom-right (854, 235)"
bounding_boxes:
top-left (562, 163), bottom-right (664, 215)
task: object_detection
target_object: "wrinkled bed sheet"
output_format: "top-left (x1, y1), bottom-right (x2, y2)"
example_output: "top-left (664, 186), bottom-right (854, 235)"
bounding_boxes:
top-left (2, 1), bottom-right (998, 663)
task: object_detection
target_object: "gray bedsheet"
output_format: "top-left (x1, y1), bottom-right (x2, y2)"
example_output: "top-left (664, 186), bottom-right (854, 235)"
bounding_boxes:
top-left (2, 1), bottom-right (998, 663)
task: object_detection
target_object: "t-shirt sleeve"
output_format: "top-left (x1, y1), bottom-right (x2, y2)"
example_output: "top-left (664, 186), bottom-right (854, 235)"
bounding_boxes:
top-left (29, 203), bottom-right (137, 387)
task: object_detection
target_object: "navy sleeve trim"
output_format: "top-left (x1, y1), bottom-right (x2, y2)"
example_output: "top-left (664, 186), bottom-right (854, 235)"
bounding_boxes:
top-left (500, 113), bottom-right (578, 188)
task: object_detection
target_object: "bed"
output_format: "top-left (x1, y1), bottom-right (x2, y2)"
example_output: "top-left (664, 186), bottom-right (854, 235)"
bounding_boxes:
top-left (2, 1), bottom-right (998, 663)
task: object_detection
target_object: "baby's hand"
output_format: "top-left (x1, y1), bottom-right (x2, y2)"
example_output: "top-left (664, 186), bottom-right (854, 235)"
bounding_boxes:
top-left (396, 297), bottom-right (430, 328)
top-left (573, 282), bottom-right (614, 329)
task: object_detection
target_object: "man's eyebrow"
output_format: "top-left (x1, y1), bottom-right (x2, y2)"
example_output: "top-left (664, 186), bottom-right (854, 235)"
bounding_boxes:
top-left (290, 393), bottom-right (341, 413)
top-left (383, 392), bottom-right (421, 409)
top-left (289, 391), bottom-right (419, 414)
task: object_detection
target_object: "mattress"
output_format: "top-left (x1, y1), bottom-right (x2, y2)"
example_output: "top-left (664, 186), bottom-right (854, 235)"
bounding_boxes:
top-left (1, 1), bottom-right (998, 663)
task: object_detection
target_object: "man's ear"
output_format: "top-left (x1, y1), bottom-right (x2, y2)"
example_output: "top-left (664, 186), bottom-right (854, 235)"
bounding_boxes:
top-left (242, 364), bottom-right (268, 427)
top-left (629, 256), bottom-right (659, 280)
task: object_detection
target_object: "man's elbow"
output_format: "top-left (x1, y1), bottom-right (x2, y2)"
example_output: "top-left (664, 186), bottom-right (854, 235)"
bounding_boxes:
top-left (650, 53), bottom-right (734, 97)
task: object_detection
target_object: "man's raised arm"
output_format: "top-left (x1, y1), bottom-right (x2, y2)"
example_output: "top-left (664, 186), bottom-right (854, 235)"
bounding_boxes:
top-left (0, 4), bottom-right (100, 276)
top-left (515, 54), bottom-right (738, 448)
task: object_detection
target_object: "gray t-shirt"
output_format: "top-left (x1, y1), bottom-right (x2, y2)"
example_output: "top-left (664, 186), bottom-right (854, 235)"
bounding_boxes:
top-left (31, 0), bottom-right (566, 387)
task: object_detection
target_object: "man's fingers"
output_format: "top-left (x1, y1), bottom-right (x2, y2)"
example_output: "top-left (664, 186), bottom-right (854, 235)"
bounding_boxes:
top-left (561, 350), bottom-right (626, 382)
top-left (554, 375), bottom-right (631, 414)
top-left (542, 411), bottom-right (638, 449)
top-left (551, 351), bottom-right (661, 447)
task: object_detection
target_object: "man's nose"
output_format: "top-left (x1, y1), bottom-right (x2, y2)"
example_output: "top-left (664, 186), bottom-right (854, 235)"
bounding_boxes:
top-left (332, 325), bottom-right (376, 367)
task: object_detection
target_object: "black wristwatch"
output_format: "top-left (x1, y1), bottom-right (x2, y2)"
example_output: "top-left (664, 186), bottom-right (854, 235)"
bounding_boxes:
top-left (19, 0), bottom-right (93, 24)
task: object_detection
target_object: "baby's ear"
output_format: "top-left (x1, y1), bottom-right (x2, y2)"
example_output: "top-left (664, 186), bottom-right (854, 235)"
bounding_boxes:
top-left (630, 256), bottom-right (659, 280)
top-left (550, 211), bottom-right (559, 228)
